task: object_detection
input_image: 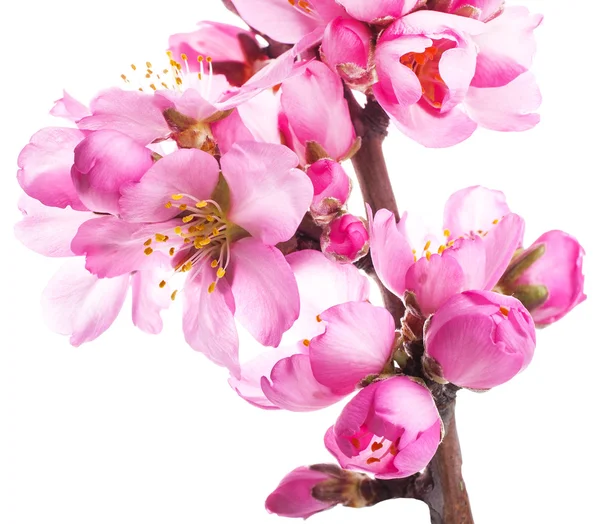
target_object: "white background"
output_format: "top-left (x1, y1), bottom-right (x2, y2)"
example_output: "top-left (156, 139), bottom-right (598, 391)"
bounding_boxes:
top-left (0, 1), bottom-right (598, 522)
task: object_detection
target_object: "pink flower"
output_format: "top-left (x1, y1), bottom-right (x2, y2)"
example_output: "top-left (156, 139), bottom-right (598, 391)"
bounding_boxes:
top-left (321, 213), bottom-right (369, 263)
top-left (229, 249), bottom-right (370, 411)
top-left (306, 159), bottom-right (351, 220)
top-left (499, 231), bottom-right (586, 326)
top-left (230, 0), bottom-right (346, 44)
top-left (428, 0), bottom-right (505, 22)
top-left (373, 9), bottom-right (542, 147)
top-left (336, 0), bottom-right (421, 23)
top-left (321, 17), bottom-right (374, 90)
top-left (423, 290), bottom-right (536, 389)
top-left (168, 21), bottom-right (267, 87)
top-left (368, 186), bottom-right (524, 316)
top-left (281, 61), bottom-right (357, 162)
top-left (265, 466), bottom-right (337, 518)
top-left (325, 376), bottom-right (442, 478)
top-left (72, 142), bottom-right (312, 377)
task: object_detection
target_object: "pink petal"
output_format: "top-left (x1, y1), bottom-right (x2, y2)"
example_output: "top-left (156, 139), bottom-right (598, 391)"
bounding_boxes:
top-left (336, 0), bottom-right (421, 22)
top-left (310, 302), bottom-right (395, 395)
top-left (131, 268), bottom-right (171, 334)
top-left (119, 148), bottom-right (220, 222)
top-left (392, 420), bottom-right (442, 477)
top-left (210, 109), bottom-right (254, 155)
top-left (236, 89), bottom-right (281, 145)
top-left (261, 354), bottom-right (344, 411)
top-left (227, 238), bottom-right (300, 347)
top-left (78, 88), bottom-right (169, 145)
top-left (71, 216), bottom-right (173, 278)
top-left (465, 72), bottom-right (541, 132)
top-left (443, 185), bottom-right (511, 239)
top-left (367, 207), bottom-right (414, 299)
top-left (222, 142), bottom-right (312, 245)
top-left (42, 259), bottom-right (130, 346)
top-left (183, 260), bottom-right (239, 377)
top-left (322, 17), bottom-right (372, 70)
top-left (15, 195), bottom-right (94, 257)
top-left (471, 7), bottom-right (543, 88)
top-left (17, 127), bottom-right (87, 210)
top-left (405, 252), bottom-right (465, 315)
top-left (154, 88), bottom-right (220, 123)
top-left (281, 60), bottom-right (356, 160)
top-left (438, 42), bottom-right (477, 113)
top-left (50, 90), bottom-right (90, 122)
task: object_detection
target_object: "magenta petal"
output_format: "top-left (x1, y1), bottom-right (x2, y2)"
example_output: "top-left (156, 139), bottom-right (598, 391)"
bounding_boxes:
top-left (42, 259), bottom-right (130, 346)
top-left (405, 253), bottom-right (465, 315)
top-left (15, 195), bottom-right (94, 257)
top-left (443, 185), bottom-right (510, 239)
top-left (50, 90), bottom-right (90, 122)
top-left (368, 207), bottom-right (414, 299)
top-left (119, 148), bottom-right (220, 222)
top-left (392, 420), bottom-right (442, 477)
top-left (310, 302), bottom-right (395, 395)
top-left (78, 88), bottom-right (169, 145)
top-left (131, 268), bottom-right (171, 334)
top-left (261, 354), bottom-right (344, 412)
top-left (227, 238), bottom-right (300, 347)
top-left (211, 109), bottom-right (254, 155)
top-left (183, 260), bottom-right (240, 377)
top-left (17, 127), bottom-right (87, 210)
top-left (222, 142), bottom-right (312, 245)
top-left (337, 0), bottom-right (421, 22)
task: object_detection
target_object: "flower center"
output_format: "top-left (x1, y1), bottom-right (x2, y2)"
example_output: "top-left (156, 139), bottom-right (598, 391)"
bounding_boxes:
top-left (348, 425), bottom-right (401, 466)
top-left (400, 39), bottom-right (455, 110)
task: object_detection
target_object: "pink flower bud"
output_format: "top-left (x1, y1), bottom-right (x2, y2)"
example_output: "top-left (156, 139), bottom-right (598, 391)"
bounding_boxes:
top-left (424, 290), bottom-right (536, 390)
top-left (307, 159), bottom-right (351, 219)
top-left (325, 377), bottom-right (442, 479)
top-left (321, 213), bottom-right (369, 264)
top-left (71, 130), bottom-right (154, 215)
top-left (265, 466), bottom-right (337, 518)
top-left (507, 230), bottom-right (586, 326)
top-left (321, 17), bottom-right (374, 89)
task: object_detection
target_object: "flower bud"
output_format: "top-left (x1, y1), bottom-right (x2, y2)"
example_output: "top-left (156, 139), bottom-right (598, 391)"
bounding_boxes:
top-left (325, 377), bottom-right (442, 479)
top-left (307, 159), bottom-right (351, 220)
top-left (71, 130), bottom-right (154, 215)
top-left (427, 0), bottom-right (505, 21)
top-left (497, 230), bottom-right (586, 326)
top-left (321, 213), bottom-right (369, 264)
top-left (424, 290), bottom-right (536, 390)
top-left (321, 17), bottom-right (374, 90)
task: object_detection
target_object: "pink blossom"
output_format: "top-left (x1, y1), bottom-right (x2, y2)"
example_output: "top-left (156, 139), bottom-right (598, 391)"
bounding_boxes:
top-left (368, 186), bottom-right (524, 316)
top-left (373, 9), bottom-right (542, 147)
top-left (72, 143), bottom-right (312, 377)
top-left (281, 61), bottom-right (356, 162)
top-left (230, 0), bottom-right (346, 44)
top-left (428, 0), bottom-right (505, 21)
top-left (336, 0), bottom-right (421, 23)
top-left (424, 290), bottom-right (536, 389)
top-left (306, 159), bottom-right (351, 219)
top-left (321, 213), bottom-right (369, 263)
top-left (265, 466), bottom-right (336, 518)
top-left (321, 17), bottom-right (374, 90)
top-left (50, 90), bottom-right (90, 122)
top-left (168, 21), bottom-right (267, 87)
top-left (229, 249), bottom-right (370, 411)
top-left (503, 231), bottom-right (586, 326)
top-left (325, 377), bottom-right (442, 478)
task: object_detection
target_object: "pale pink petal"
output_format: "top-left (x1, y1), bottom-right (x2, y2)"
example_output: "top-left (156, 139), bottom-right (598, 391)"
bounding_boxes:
top-left (443, 185), bottom-right (510, 239)
top-left (471, 7), bottom-right (543, 88)
top-left (310, 302), bottom-right (395, 394)
top-left (119, 148), bottom-right (220, 222)
top-left (438, 43), bottom-right (477, 113)
top-left (15, 195), bottom-right (94, 257)
top-left (443, 236), bottom-right (487, 290)
top-left (78, 88), bottom-right (169, 145)
top-left (337, 0), bottom-right (421, 22)
top-left (131, 268), bottom-right (171, 334)
top-left (261, 354), bottom-right (344, 411)
top-left (393, 420), bottom-right (442, 477)
top-left (42, 259), bottom-right (130, 346)
top-left (465, 72), bottom-right (541, 132)
top-left (154, 88), bottom-right (220, 122)
top-left (281, 60), bottom-right (355, 160)
top-left (211, 109), bottom-right (254, 155)
top-left (405, 252), bottom-right (465, 315)
top-left (227, 238), bottom-right (299, 347)
top-left (368, 207), bottom-right (414, 299)
top-left (17, 127), bottom-right (86, 210)
top-left (71, 216), bottom-right (173, 278)
top-left (236, 89), bottom-right (281, 145)
top-left (222, 142), bottom-right (312, 245)
top-left (50, 91), bottom-right (90, 122)
top-left (183, 260), bottom-right (239, 377)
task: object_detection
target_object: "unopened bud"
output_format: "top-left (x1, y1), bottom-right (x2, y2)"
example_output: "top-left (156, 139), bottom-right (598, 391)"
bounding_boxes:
top-left (307, 159), bottom-right (351, 221)
top-left (321, 213), bottom-right (369, 264)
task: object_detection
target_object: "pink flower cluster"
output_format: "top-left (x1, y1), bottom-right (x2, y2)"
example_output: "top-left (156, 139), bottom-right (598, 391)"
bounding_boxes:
top-left (14, 0), bottom-right (586, 521)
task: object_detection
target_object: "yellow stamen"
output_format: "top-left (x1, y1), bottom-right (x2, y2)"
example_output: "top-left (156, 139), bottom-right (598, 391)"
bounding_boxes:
top-left (371, 442), bottom-right (383, 452)
top-left (351, 437), bottom-right (361, 449)
top-left (179, 204), bottom-right (187, 211)
top-left (165, 201), bottom-right (172, 209)
top-left (438, 245), bottom-right (446, 254)
top-left (425, 250), bottom-right (432, 261)
top-left (216, 268), bottom-right (226, 278)
top-left (366, 457), bottom-right (381, 465)
top-left (155, 233), bottom-right (168, 242)
top-left (423, 240), bottom-right (431, 251)
top-left (144, 247), bottom-right (153, 256)
top-left (208, 282), bottom-right (216, 294)
top-left (159, 280), bottom-right (167, 289)
top-left (444, 229), bottom-right (451, 237)
top-left (174, 226), bottom-right (182, 235)
top-left (211, 260), bottom-right (219, 268)
top-left (169, 247), bottom-right (175, 256)
top-left (144, 238), bottom-right (152, 246)
top-left (182, 215), bottom-right (194, 223)
top-left (493, 219), bottom-right (499, 225)
top-left (181, 53), bottom-right (188, 61)
top-left (206, 215), bottom-right (215, 222)
top-left (303, 339), bottom-right (310, 347)
top-left (171, 290), bottom-right (178, 301)
top-left (316, 315), bottom-right (322, 322)
top-left (171, 194), bottom-right (184, 200)
top-left (499, 306), bottom-right (510, 316)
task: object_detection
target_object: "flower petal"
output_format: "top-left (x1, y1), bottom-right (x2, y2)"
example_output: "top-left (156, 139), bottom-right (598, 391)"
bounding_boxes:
top-left (50, 90), bottom-right (90, 122)
top-left (337, 0), bottom-right (421, 22)
top-left (131, 268), bottom-right (171, 334)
